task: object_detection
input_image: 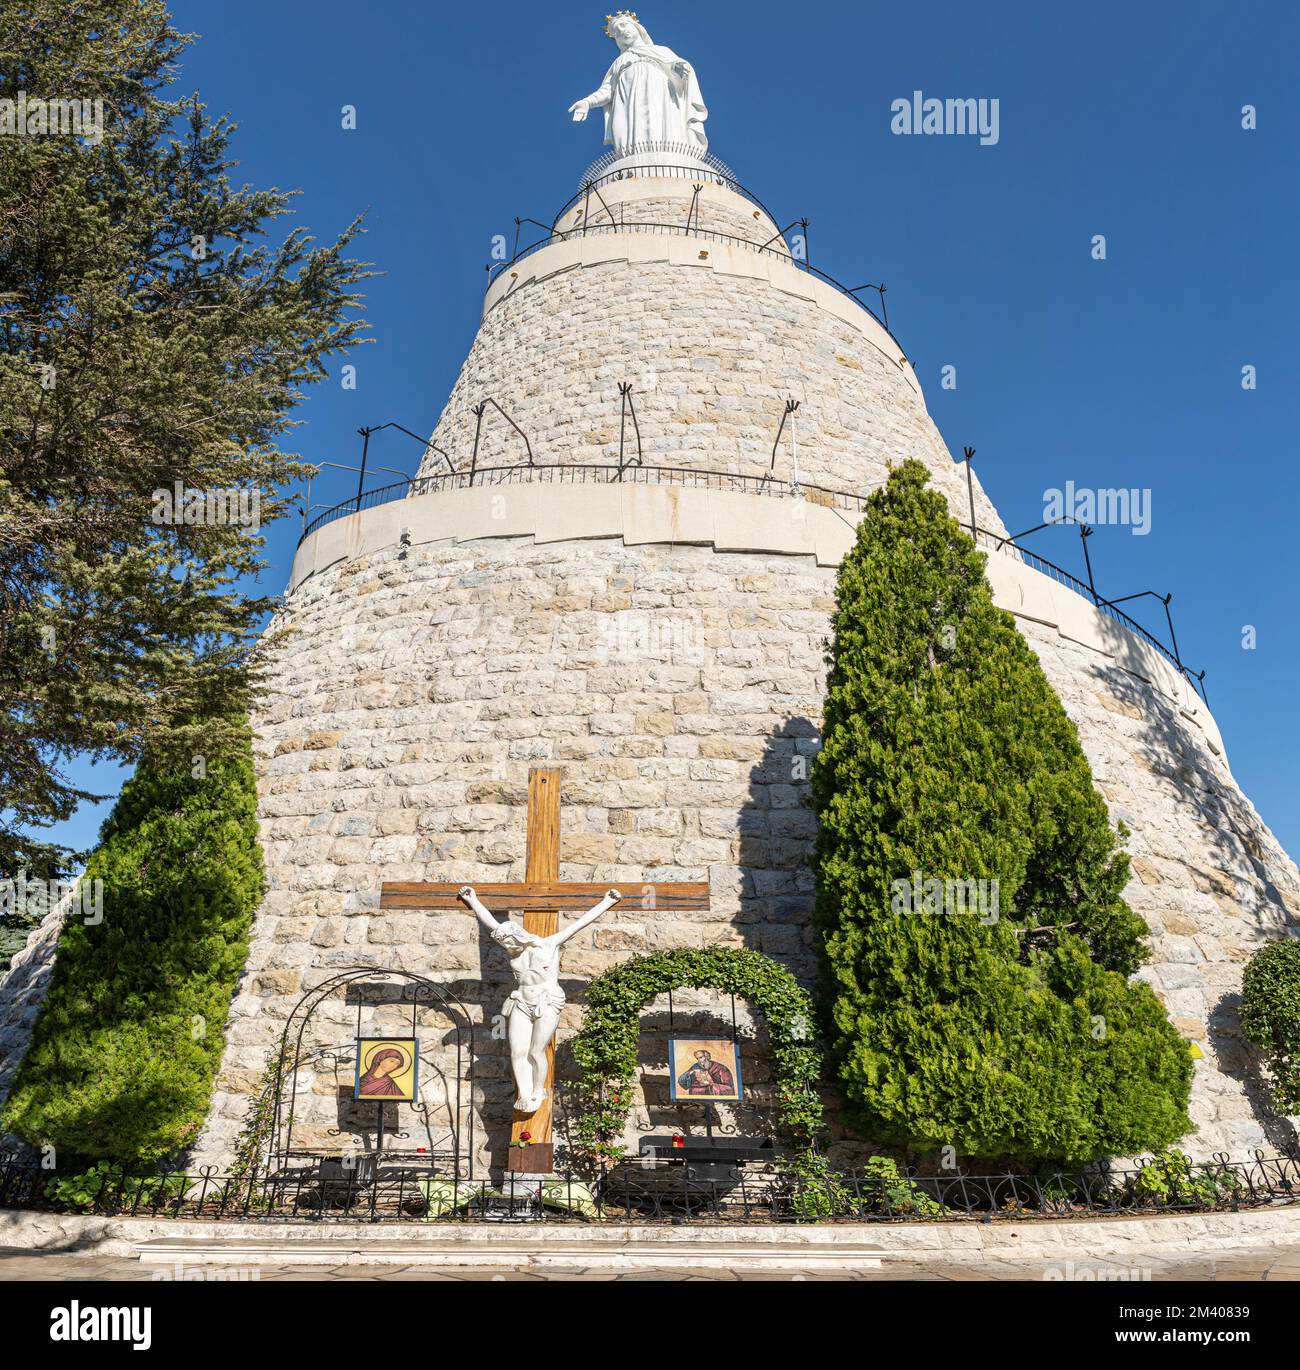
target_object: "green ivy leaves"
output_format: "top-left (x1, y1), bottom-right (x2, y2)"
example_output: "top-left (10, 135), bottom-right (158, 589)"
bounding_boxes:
top-left (568, 948), bottom-right (824, 1171)
top-left (1241, 940), bottom-right (1300, 1115)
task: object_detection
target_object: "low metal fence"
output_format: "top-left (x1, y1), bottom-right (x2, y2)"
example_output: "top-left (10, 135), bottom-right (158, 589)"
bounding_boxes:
top-left (2, 1150), bottom-right (1294, 1225)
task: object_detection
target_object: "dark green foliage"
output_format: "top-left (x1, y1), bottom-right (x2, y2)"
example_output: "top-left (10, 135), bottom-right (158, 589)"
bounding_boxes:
top-left (42, 1162), bottom-right (188, 1213)
top-left (1129, 1149), bottom-right (1235, 1209)
top-left (570, 947), bottom-right (823, 1170)
top-left (1240, 938), bottom-right (1300, 1115)
top-left (1, 731), bottom-right (264, 1163)
top-left (0, 903), bottom-right (38, 969)
top-left (810, 460), bottom-right (1192, 1165)
top-left (0, 1), bottom-right (369, 876)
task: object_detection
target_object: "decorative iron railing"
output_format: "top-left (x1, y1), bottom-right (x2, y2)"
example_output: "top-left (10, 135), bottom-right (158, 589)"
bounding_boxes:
top-left (295, 461), bottom-right (1206, 703)
top-left (488, 218), bottom-right (895, 335)
top-left (2, 1150), bottom-right (1294, 1225)
top-left (559, 147), bottom-right (781, 238)
top-left (300, 462), bottom-right (872, 539)
top-left (575, 142), bottom-right (747, 194)
top-left (972, 528), bottom-right (1208, 704)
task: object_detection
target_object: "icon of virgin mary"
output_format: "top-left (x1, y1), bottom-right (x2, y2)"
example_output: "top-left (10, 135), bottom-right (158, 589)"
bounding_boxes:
top-left (357, 1045), bottom-right (410, 1098)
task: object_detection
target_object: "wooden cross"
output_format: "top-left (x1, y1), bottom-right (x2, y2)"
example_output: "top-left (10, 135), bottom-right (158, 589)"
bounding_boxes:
top-left (381, 766), bottom-right (710, 1172)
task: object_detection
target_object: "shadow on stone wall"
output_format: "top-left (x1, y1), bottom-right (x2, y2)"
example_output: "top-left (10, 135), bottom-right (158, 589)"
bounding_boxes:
top-left (1209, 989), bottom-right (1299, 1157)
top-left (735, 715), bottom-right (821, 984)
top-left (1056, 612), bottom-right (1300, 1154)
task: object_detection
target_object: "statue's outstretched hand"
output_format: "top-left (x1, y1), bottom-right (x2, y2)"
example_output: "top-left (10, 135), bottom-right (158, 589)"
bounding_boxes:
top-left (569, 99), bottom-right (590, 122)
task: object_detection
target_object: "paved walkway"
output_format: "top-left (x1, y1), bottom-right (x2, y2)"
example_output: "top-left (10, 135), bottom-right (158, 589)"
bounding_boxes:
top-left (2, 1246), bottom-right (1298, 1280)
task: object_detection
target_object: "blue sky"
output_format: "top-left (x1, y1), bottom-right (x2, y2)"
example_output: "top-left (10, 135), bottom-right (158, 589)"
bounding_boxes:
top-left (48, 0), bottom-right (1300, 859)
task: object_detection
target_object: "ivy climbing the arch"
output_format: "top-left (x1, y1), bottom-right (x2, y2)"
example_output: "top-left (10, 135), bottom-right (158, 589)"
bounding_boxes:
top-left (568, 946), bottom-right (824, 1172)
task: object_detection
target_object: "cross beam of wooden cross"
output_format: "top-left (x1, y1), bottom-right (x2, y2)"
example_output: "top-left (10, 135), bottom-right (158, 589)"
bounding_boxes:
top-left (380, 767), bottom-right (710, 1172)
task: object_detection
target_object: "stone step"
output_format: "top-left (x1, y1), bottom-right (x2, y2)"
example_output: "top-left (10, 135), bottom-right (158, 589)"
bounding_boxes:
top-left (134, 1229), bottom-right (885, 1270)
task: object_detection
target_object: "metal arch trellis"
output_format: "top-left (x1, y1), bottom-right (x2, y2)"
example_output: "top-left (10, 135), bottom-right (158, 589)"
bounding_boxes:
top-left (268, 967), bottom-right (477, 1180)
top-left (636, 985), bottom-right (768, 1143)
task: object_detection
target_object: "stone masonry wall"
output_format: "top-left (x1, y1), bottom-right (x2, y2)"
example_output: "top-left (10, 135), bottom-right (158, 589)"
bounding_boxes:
top-left (420, 180), bottom-right (995, 533)
top-left (3, 173), bottom-right (1294, 1177)
top-left (201, 537), bottom-right (834, 1173)
top-left (173, 525), bottom-right (1300, 1171)
top-left (3, 518), bottom-right (1295, 1167)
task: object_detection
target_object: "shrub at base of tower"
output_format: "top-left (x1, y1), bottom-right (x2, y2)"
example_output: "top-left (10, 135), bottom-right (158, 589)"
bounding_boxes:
top-left (1, 734), bottom-right (265, 1165)
top-left (810, 460), bottom-right (1192, 1166)
top-left (1240, 939), bottom-right (1300, 1117)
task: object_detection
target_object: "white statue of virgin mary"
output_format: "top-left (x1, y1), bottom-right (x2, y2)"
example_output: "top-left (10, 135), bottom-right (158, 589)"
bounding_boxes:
top-left (569, 11), bottom-right (708, 157)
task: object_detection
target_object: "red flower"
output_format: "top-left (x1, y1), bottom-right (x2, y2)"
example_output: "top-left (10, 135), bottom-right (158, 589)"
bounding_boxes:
top-left (520, 1131), bottom-right (532, 1143)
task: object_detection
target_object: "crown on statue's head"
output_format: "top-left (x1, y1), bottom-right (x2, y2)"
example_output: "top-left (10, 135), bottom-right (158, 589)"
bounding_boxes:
top-left (603, 10), bottom-right (638, 36)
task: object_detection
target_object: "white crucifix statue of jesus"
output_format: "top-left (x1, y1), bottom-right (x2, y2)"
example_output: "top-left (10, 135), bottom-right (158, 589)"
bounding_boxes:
top-left (458, 883), bottom-right (621, 1114)
top-left (380, 766), bottom-right (710, 1171)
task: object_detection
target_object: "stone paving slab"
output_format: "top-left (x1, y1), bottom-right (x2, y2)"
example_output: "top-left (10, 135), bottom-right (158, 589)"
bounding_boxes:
top-left (2, 1247), bottom-right (1299, 1282)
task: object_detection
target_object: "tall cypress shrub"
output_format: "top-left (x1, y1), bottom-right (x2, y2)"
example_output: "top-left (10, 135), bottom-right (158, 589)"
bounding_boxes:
top-left (811, 461), bottom-right (1192, 1165)
top-left (2, 732), bottom-right (264, 1164)
top-left (1240, 939), bottom-right (1300, 1116)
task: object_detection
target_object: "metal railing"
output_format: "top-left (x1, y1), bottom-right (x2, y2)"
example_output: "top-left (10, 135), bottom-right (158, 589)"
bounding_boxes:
top-left (300, 461), bottom-right (870, 542)
top-left (295, 460), bottom-right (1205, 702)
top-left (2, 1149), bottom-right (1294, 1225)
top-left (562, 145), bottom-right (778, 227)
top-left (974, 529), bottom-right (1207, 704)
top-left (488, 217), bottom-right (897, 338)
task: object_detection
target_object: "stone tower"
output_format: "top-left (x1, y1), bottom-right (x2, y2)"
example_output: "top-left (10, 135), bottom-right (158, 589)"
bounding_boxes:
top-left (5, 25), bottom-right (1295, 1174)
top-left (185, 111), bottom-right (1300, 1169)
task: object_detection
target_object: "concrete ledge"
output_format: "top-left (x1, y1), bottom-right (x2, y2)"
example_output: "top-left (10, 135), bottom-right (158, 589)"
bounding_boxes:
top-left (287, 483), bottom-right (1225, 759)
top-left (3, 1205), bottom-right (1296, 1269)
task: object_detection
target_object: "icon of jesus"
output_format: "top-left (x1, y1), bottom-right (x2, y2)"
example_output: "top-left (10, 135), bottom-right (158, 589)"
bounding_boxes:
top-left (677, 1048), bottom-right (735, 1097)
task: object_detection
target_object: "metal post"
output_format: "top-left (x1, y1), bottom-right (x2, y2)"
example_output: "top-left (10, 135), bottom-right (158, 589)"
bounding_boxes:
top-left (770, 400), bottom-right (800, 479)
top-left (470, 403), bottom-right (485, 487)
top-left (1080, 525), bottom-right (1096, 601)
top-left (618, 383), bottom-right (629, 477)
top-left (1162, 593), bottom-right (1183, 670)
top-left (686, 184), bottom-right (703, 234)
top-left (356, 426), bottom-right (372, 508)
top-left (962, 447), bottom-right (977, 536)
top-left (783, 400), bottom-right (794, 487)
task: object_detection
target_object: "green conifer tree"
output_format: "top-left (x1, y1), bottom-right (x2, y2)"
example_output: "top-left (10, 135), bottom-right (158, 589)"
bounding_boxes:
top-left (0, 1), bottom-right (369, 879)
top-left (1, 728), bottom-right (264, 1163)
top-left (811, 460), bottom-right (1192, 1165)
